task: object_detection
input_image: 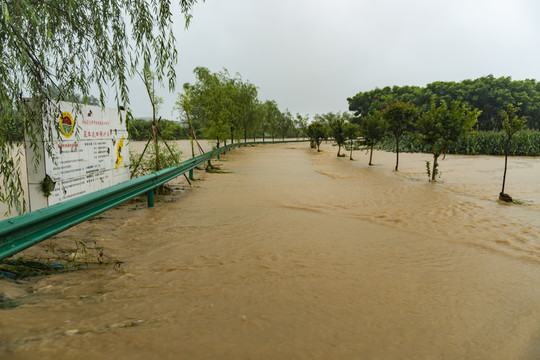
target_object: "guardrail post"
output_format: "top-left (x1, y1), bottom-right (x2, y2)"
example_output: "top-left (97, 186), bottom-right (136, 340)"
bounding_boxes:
top-left (208, 159), bottom-right (212, 167)
top-left (147, 189), bottom-right (155, 208)
top-left (217, 153), bottom-right (220, 160)
top-left (189, 169), bottom-right (194, 180)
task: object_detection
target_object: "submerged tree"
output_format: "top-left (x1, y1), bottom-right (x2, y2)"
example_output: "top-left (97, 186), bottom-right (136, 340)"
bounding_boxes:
top-left (277, 110), bottom-right (294, 140)
top-left (0, 0), bottom-right (201, 214)
top-left (329, 116), bottom-right (347, 157)
top-left (343, 123), bottom-right (359, 160)
top-left (416, 99), bottom-right (479, 181)
top-left (499, 103), bottom-right (527, 202)
top-left (381, 101), bottom-right (419, 171)
top-left (295, 114), bottom-right (309, 139)
top-left (307, 121), bottom-right (327, 152)
top-left (359, 112), bottom-right (388, 165)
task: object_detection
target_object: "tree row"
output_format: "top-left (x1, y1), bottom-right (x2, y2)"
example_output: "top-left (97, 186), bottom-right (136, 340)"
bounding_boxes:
top-left (347, 75), bottom-right (540, 130)
top-left (307, 100), bottom-right (528, 202)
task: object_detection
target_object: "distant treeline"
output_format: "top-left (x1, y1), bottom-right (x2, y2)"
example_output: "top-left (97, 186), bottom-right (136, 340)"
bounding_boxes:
top-left (4, 117), bottom-right (189, 142)
top-left (348, 75), bottom-right (540, 130)
top-left (377, 130), bottom-right (540, 157)
top-left (128, 118), bottom-right (190, 141)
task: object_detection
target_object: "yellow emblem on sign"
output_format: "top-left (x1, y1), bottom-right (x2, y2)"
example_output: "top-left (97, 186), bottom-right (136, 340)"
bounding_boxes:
top-left (59, 112), bottom-right (75, 138)
top-left (115, 135), bottom-right (124, 168)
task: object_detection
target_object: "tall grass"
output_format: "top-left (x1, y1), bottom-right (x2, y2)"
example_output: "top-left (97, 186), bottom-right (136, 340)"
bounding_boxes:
top-left (378, 130), bottom-right (540, 156)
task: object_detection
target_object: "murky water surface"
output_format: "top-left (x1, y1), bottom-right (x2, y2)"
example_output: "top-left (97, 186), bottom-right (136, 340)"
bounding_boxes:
top-left (1, 142), bottom-right (540, 359)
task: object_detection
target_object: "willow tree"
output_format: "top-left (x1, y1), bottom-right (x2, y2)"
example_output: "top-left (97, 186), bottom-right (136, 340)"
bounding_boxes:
top-left (499, 103), bottom-right (527, 202)
top-left (264, 100), bottom-right (281, 142)
top-left (175, 89), bottom-right (196, 158)
top-left (0, 0), bottom-right (201, 215)
top-left (382, 101), bottom-right (419, 171)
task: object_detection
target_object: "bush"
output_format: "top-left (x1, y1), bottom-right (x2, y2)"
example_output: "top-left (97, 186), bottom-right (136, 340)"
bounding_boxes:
top-left (377, 130), bottom-right (540, 156)
top-left (130, 142), bottom-right (183, 178)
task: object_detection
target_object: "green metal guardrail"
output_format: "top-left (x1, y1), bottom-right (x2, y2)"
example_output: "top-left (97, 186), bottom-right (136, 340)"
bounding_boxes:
top-left (0, 140), bottom-right (308, 261)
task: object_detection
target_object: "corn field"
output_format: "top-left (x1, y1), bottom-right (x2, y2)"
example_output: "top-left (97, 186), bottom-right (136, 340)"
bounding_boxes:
top-left (378, 130), bottom-right (540, 156)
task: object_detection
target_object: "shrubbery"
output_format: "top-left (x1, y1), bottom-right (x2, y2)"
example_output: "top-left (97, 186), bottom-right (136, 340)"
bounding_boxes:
top-left (377, 130), bottom-right (540, 156)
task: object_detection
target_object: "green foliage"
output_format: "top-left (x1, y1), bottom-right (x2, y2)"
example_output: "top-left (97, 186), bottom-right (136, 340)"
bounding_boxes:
top-left (277, 110), bottom-right (294, 140)
top-left (415, 99), bottom-right (479, 180)
top-left (343, 122), bottom-right (359, 160)
top-left (425, 161), bottom-right (441, 181)
top-left (359, 112), bottom-right (388, 165)
top-left (130, 142), bottom-right (182, 178)
top-left (129, 119), bottom-right (187, 141)
top-left (382, 101), bottom-right (419, 138)
top-left (378, 130), bottom-right (540, 156)
top-left (314, 112), bottom-right (354, 155)
top-left (382, 101), bottom-right (419, 171)
top-left (263, 100), bottom-right (282, 141)
top-left (343, 123), bottom-right (359, 142)
top-left (499, 103), bottom-right (528, 198)
top-left (501, 103), bottom-right (528, 138)
top-left (328, 113), bottom-right (347, 156)
top-left (38, 175), bottom-right (55, 197)
top-left (179, 67), bottom-right (306, 144)
top-left (359, 112), bottom-right (388, 147)
top-left (182, 67), bottom-right (260, 146)
top-left (348, 75), bottom-right (540, 131)
top-left (294, 114), bottom-right (309, 139)
top-left (307, 121), bottom-right (327, 152)
top-left (0, 0), bottom-right (201, 214)
top-left (1, 114), bottom-right (24, 142)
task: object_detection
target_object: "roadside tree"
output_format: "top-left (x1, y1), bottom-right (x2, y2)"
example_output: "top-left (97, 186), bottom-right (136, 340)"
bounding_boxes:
top-left (381, 101), bottom-right (419, 171)
top-left (0, 0), bottom-right (201, 214)
top-left (359, 113), bottom-right (388, 165)
top-left (343, 123), bottom-right (359, 160)
top-left (499, 103), bottom-right (528, 201)
top-left (416, 100), bottom-right (479, 181)
top-left (307, 121), bottom-right (327, 152)
top-left (329, 116), bottom-right (347, 157)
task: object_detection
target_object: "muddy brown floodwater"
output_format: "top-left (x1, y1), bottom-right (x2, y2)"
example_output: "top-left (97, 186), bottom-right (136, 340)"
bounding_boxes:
top-left (1, 142), bottom-right (540, 359)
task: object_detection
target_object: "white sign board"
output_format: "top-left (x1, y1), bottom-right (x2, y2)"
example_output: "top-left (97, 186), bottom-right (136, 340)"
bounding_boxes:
top-left (25, 101), bottom-right (130, 211)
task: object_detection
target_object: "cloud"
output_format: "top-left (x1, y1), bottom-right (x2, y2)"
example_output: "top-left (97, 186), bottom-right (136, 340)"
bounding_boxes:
top-left (125, 0), bottom-right (540, 119)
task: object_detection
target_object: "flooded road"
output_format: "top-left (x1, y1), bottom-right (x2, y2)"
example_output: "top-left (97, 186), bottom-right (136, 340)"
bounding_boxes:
top-left (2, 142), bottom-right (540, 359)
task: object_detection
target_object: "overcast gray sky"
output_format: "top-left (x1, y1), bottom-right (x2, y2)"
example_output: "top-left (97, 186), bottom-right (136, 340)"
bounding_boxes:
top-left (126, 0), bottom-right (540, 120)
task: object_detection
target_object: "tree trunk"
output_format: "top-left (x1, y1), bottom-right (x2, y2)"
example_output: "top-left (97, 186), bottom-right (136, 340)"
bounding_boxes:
top-left (431, 153), bottom-right (439, 181)
top-left (337, 144), bottom-right (341, 157)
top-left (501, 137), bottom-right (511, 194)
top-left (349, 140), bottom-right (353, 160)
top-left (185, 108), bottom-right (195, 158)
top-left (189, 127), bottom-right (195, 158)
top-left (394, 136), bottom-right (400, 171)
top-left (369, 144), bottom-right (374, 165)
